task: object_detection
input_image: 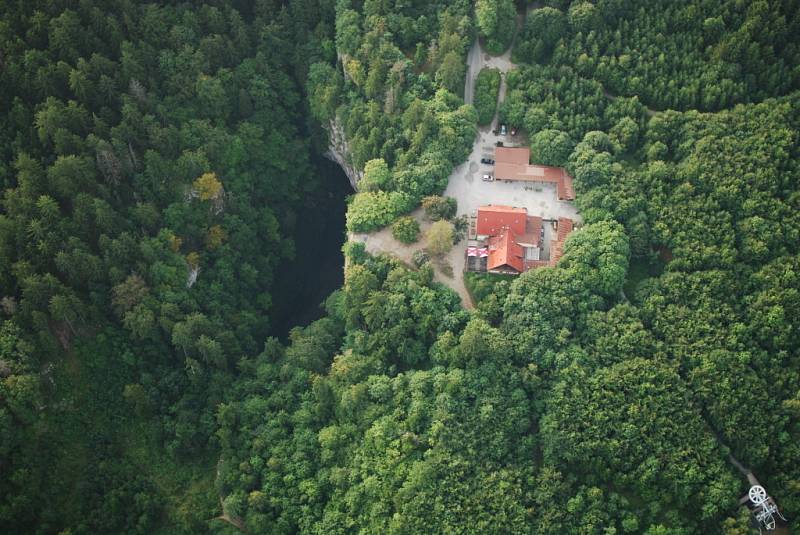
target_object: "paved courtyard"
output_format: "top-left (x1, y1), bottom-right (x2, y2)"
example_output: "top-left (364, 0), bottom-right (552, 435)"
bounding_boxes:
top-left (443, 126), bottom-right (582, 222)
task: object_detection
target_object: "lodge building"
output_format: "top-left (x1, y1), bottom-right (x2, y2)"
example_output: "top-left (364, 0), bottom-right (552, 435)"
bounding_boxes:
top-left (466, 204), bottom-right (574, 275)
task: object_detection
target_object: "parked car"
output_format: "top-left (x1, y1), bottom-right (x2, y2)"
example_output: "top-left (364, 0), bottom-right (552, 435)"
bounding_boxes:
top-left (499, 124), bottom-right (507, 136)
top-left (480, 158), bottom-right (494, 164)
top-left (482, 174), bottom-right (494, 181)
top-left (510, 127), bottom-right (518, 136)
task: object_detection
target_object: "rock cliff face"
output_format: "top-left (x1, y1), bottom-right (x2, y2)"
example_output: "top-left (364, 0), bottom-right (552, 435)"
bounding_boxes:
top-left (324, 117), bottom-right (361, 191)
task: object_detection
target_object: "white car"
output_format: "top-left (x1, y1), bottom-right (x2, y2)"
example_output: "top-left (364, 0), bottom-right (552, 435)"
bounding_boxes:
top-left (482, 174), bottom-right (494, 181)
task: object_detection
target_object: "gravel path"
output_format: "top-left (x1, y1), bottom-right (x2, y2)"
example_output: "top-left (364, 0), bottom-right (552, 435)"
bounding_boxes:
top-left (464, 39), bottom-right (516, 108)
top-left (349, 210), bottom-right (474, 308)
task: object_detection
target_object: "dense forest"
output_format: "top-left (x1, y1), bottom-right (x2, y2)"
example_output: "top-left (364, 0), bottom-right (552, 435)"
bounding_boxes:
top-left (1, 0), bottom-right (799, 534)
top-left (0, 0), bottom-right (335, 531)
top-left (309, 0), bottom-right (478, 233)
top-left (517, 0), bottom-right (800, 110)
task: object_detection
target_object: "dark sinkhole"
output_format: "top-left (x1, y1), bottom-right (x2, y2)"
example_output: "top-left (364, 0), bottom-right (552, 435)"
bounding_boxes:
top-left (270, 155), bottom-right (352, 340)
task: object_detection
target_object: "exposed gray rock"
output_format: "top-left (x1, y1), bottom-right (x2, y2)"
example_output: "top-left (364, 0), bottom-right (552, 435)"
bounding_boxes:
top-left (324, 117), bottom-right (362, 191)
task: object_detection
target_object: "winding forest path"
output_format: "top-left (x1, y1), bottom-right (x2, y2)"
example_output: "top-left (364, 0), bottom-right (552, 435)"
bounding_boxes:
top-left (713, 431), bottom-right (761, 487)
top-left (464, 39), bottom-right (482, 106)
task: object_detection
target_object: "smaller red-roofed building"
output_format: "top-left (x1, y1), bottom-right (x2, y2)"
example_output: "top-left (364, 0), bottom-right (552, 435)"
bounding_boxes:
top-left (493, 146), bottom-right (576, 201)
top-left (548, 217), bottom-right (574, 267)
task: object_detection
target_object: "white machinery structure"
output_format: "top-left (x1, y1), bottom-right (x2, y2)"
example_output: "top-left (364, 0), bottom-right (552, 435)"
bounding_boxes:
top-left (748, 485), bottom-right (787, 534)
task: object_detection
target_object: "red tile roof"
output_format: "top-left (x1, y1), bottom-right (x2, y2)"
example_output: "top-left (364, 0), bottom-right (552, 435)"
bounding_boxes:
top-left (517, 216), bottom-right (542, 247)
top-left (549, 217), bottom-right (575, 266)
top-left (557, 172), bottom-right (575, 201)
top-left (557, 217), bottom-right (573, 241)
top-left (478, 204), bottom-right (528, 214)
top-left (487, 229), bottom-right (524, 272)
top-left (493, 146), bottom-right (576, 201)
top-left (472, 206), bottom-right (576, 274)
top-left (476, 205), bottom-right (527, 236)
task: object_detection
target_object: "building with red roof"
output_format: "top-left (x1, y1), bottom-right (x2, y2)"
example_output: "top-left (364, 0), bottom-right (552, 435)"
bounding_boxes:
top-left (468, 205), bottom-right (575, 275)
top-left (487, 230), bottom-right (524, 273)
top-left (476, 204), bottom-right (527, 236)
top-left (548, 217), bottom-right (574, 267)
top-left (493, 147), bottom-right (575, 201)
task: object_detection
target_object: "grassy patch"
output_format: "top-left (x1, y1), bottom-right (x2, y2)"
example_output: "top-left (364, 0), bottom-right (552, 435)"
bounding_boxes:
top-left (392, 216), bottom-right (420, 244)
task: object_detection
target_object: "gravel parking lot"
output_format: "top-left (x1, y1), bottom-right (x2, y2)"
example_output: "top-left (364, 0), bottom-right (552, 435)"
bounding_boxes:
top-left (455, 39), bottom-right (580, 223)
top-left (443, 127), bottom-right (582, 222)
